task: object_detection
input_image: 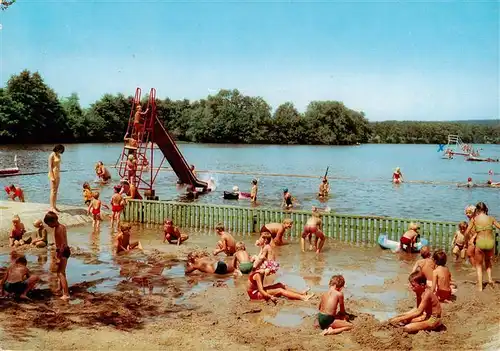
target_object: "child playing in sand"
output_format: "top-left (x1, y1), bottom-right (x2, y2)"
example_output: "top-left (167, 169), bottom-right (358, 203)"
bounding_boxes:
top-left (400, 222), bottom-right (420, 253)
top-left (250, 179), bottom-right (258, 203)
top-left (411, 246), bottom-right (436, 287)
top-left (253, 232), bottom-right (276, 269)
top-left (388, 271), bottom-right (442, 333)
top-left (232, 242), bottom-right (253, 275)
top-left (431, 250), bottom-right (454, 302)
top-left (9, 215), bottom-right (30, 247)
top-left (317, 275), bottom-right (353, 335)
top-left (247, 260), bottom-right (313, 303)
top-left (0, 255), bottom-right (39, 300)
top-left (260, 218), bottom-right (293, 246)
top-left (82, 182), bottom-right (93, 206)
top-left (185, 250), bottom-right (235, 275)
top-left (31, 220), bottom-right (48, 248)
top-left (43, 211), bottom-right (70, 300)
top-left (301, 211), bottom-right (326, 253)
top-left (110, 186), bottom-right (125, 232)
top-left (451, 222), bottom-right (467, 261)
top-left (115, 223), bottom-right (143, 254)
top-left (88, 192), bottom-right (109, 231)
top-left (213, 223), bottom-right (236, 256)
top-left (5, 184), bottom-right (25, 202)
top-left (163, 219), bottom-right (189, 245)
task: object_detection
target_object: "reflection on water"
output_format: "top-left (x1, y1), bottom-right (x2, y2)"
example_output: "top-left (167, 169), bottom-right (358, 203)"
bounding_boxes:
top-left (0, 143), bottom-right (499, 221)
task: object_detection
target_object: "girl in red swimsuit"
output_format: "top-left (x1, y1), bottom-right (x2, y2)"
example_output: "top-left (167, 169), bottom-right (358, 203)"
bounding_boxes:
top-left (110, 186), bottom-right (125, 232)
top-left (88, 192), bottom-right (109, 231)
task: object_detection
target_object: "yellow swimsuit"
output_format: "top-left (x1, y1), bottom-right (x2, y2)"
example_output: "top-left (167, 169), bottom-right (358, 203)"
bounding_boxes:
top-left (474, 220), bottom-right (495, 251)
top-left (49, 153), bottom-right (61, 179)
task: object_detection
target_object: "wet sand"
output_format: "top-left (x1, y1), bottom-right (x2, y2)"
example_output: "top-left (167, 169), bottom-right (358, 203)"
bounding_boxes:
top-left (0, 222), bottom-right (499, 350)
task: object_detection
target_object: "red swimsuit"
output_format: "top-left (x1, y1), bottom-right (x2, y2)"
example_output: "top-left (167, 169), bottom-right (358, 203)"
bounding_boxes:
top-left (247, 272), bottom-right (264, 300)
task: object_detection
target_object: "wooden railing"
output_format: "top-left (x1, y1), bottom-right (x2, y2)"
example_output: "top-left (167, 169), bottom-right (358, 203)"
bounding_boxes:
top-left (123, 200), bottom-right (499, 253)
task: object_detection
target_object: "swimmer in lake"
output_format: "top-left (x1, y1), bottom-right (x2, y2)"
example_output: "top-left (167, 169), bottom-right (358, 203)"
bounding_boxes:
top-left (392, 167), bottom-right (403, 184)
top-left (411, 246), bottom-right (435, 287)
top-left (282, 188), bottom-right (293, 209)
top-left (250, 179), bottom-right (258, 203)
top-left (317, 275), bottom-right (353, 335)
top-left (185, 250), bottom-right (235, 275)
top-left (259, 218), bottom-right (293, 246)
top-left (115, 223), bottom-right (143, 255)
top-left (213, 223), bottom-right (236, 256)
top-left (431, 250), bottom-right (454, 302)
top-left (232, 242), bottom-right (254, 275)
top-left (400, 222), bottom-right (420, 253)
top-left (0, 256), bottom-right (40, 300)
top-left (301, 211), bottom-right (326, 253)
top-left (318, 177), bottom-right (330, 198)
top-left (388, 271), bottom-right (442, 333)
top-left (163, 219), bottom-right (189, 245)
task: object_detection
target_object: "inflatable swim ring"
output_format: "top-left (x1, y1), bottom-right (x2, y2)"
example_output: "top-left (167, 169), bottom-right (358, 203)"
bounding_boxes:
top-left (377, 234), bottom-right (429, 253)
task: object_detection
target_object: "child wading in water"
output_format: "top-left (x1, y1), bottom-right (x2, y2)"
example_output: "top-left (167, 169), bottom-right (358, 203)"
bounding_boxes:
top-left (282, 188), bottom-right (294, 209)
top-left (31, 220), bottom-right (48, 248)
top-left (250, 179), bottom-right (258, 204)
top-left (431, 250), bottom-right (454, 302)
top-left (388, 270), bottom-right (442, 333)
top-left (110, 186), bottom-right (125, 232)
top-left (88, 192), bottom-right (108, 231)
top-left (163, 219), bottom-right (189, 245)
top-left (82, 182), bottom-right (93, 206)
top-left (44, 211), bottom-right (71, 300)
top-left (411, 246), bottom-right (436, 287)
top-left (451, 222), bottom-right (467, 261)
top-left (115, 223), bottom-right (143, 254)
top-left (232, 242), bottom-right (253, 275)
top-left (317, 275), bottom-right (353, 335)
top-left (213, 223), bottom-right (236, 256)
top-left (0, 255), bottom-right (39, 300)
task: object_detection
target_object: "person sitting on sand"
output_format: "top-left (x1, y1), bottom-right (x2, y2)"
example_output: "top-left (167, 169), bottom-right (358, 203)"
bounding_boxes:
top-left (250, 179), bottom-right (258, 203)
top-left (259, 219), bottom-right (293, 246)
top-left (213, 223), bottom-right (236, 256)
top-left (10, 215), bottom-right (30, 247)
top-left (451, 222), bottom-right (467, 261)
top-left (431, 250), bottom-right (455, 302)
top-left (115, 223), bottom-right (143, 254)
top-left (388, 270), bottom-right (442, 333)
top-left (253, 233), bottom-right (277, 269)
top-left (318, 177), bottom-right (330, 198)
top-left (392, 167), bottom-right (404, 184)
top-left (31, 220), bottom-right (48, 248)
top-left (163, 219), bottom-right (189, 245)
top-left (317, 275), bottom-right (353, 335)
top-left (282, 188), bottom-right (294, 209)
top-left (411, 246), bottom-right (435, 286)
top-left (185, 250), bottom-right (235, 275)
top-left (232, 242), bottom-right (254, 275)
top-left (4, 184), bottom-right (25, 202)
top-left (301, 211), bottom-right (326, 253)
top-left (0, 255), bottom-right (39, 300)
top-left (247, 260), bottom-right (313, 303)
top-left (400, 222), bottom-right (420, 253)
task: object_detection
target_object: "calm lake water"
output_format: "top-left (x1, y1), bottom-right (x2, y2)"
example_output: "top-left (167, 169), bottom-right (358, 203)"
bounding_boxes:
top-left (0, 143), bottom-right (499, 222)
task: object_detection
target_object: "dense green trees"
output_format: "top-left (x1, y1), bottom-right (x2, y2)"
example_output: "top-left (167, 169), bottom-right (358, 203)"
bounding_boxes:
top-left (0, 70), bottom-right (498, 145)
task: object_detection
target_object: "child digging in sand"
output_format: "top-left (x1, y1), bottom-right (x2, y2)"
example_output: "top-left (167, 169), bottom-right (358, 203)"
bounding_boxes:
top-left (10, 215), bottom-right (30, 247)
top-left (31, 220), bottom-right (48, 248)
top-left (213, 223), bottom-right (236, 256)
top-left (259, 218), bottom-right (293, 246)
top-left (163, 219), bottom-right (189, 245)
top-left (116, 223), bottom-right (143, 254)
top-left (431, 250), bottom-right (455, 302)
top-left (451, 222), bottom-right (467, 261)
top-left (0, 255), bottom-right (39, 300)
top-left (317, 275), bottom-right (353, 335)
top-left (388, 270), bottom-right (442, 333)
top-left (232, 242), bottom-right (253, 275)
top-left (411, 246), bottom-right (436, 287)
top-left (44, 211), bottom-right (71, 300)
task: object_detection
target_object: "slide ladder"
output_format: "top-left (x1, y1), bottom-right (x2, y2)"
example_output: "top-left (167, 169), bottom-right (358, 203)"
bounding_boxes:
top-left (443, 134), bottom-right (479, 157)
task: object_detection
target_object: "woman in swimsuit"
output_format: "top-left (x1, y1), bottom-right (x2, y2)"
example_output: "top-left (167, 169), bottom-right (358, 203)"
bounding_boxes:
top-left (464, 202), bottom-right (500, 291)
top-left (392, 167), bottom-right (403, 184)
top-left (48, 144), bottom-right (65, 212)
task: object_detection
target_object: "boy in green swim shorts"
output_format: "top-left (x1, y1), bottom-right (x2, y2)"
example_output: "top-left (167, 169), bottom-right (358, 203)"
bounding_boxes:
top-left (232, 242), bottom-right (253, 275)
top-left (317, 275), bottom-right (353, 335)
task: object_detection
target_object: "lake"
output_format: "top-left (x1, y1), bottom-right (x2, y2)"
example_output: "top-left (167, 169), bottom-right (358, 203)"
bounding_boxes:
top-left (0, 143), bottom-right (499, 222)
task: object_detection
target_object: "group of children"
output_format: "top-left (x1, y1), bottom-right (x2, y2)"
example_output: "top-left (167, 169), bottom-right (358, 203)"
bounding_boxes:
top-left (82, 181), bottom-right (126, 232)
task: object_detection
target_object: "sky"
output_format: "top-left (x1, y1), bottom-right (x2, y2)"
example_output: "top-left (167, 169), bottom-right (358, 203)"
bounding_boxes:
top-left (0, 0), bottom-right (498, 121)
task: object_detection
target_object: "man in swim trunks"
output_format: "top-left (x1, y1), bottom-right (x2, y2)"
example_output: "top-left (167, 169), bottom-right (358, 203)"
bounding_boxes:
top-left (44, 211), bottom-right (71, 300)
top-left (411, 246), bottom-right (436, 287)
top-left (213, 223), bottom-right (236, 256)
top-left (232, 242), bottom-right (253, 275)
top-left (301, 212), bottom-right (326, 253)
top-left (260, 218), bottom-right (293, 246)
top-left (163, 219), bottom-right (189, 245)
top-left (317, 275), bottom-right (353, 335)
top-left (185, 250), bottom-right (235, 275)
top-left (0, 255), bottom-right (39, 300)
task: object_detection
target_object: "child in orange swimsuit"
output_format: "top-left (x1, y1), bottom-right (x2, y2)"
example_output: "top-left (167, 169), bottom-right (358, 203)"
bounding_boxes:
top-left (82, 182), bottom-right (93, 206)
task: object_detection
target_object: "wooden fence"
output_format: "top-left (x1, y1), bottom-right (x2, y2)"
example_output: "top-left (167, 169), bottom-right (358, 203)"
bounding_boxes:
top-left (123, 199), bottom-right (499, 253)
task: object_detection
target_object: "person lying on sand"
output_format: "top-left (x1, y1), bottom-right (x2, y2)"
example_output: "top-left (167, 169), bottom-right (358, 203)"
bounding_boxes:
top-left (431, 250), bottom-right (455, 302)
top-left (163, 219), bottom-right (189, 246)
top-left (31, 220), bottom-right (48, 248)
top-left (247, 261), bottom-right (313, 304)
top-left (317, 275), bottom-right (353, 335)
top-left (0, 255), bottom-right (39, 300)
top-left (259, 219), bottom-right (293, 246)
top-left (213, 223), bottom-right (236, 256)
top-left (388, 271), bottom-right (442, 333)
top-left (115, 223), bottom-right (143, 254)
top-left (411, 246), bottom-right (436, 287)
top-left (232, 242), bottom-right (253, 275)
top-left (185, 250), bottom-right (235, 275)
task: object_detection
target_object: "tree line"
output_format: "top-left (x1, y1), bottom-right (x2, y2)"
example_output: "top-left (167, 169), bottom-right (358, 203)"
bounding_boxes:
top-left (0, 70), bottom-right (498, 145)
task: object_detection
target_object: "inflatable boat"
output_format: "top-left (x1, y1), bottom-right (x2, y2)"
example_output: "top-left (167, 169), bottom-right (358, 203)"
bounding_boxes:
top-left (377, 234), bottom-right (429, 253)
